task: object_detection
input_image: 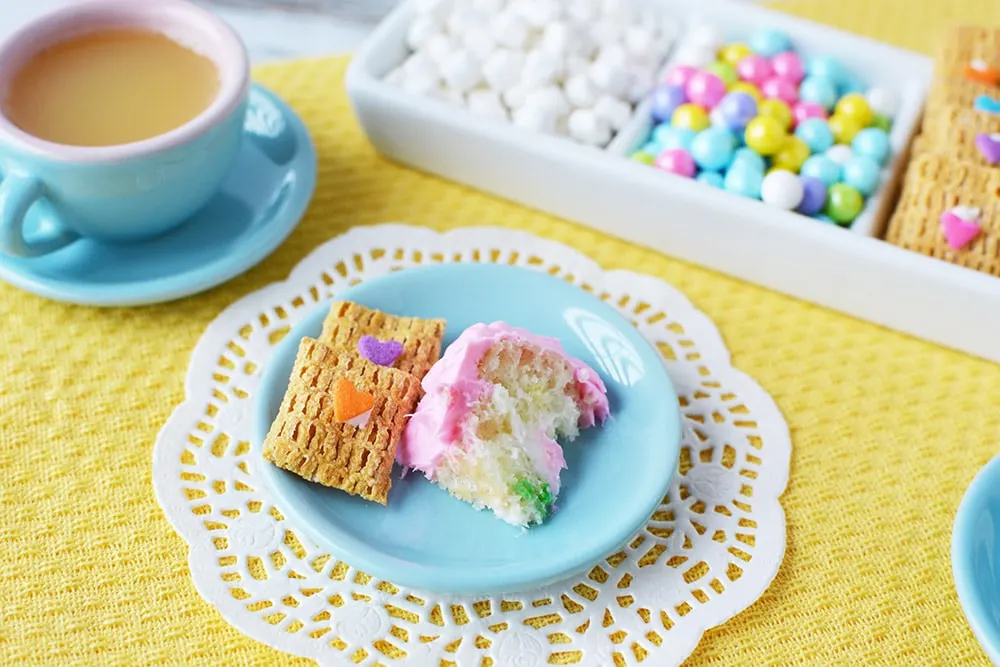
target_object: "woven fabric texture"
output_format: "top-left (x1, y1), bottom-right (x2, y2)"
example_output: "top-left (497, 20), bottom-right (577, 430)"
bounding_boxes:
top-left (2, 0), bottom-right (999, 664)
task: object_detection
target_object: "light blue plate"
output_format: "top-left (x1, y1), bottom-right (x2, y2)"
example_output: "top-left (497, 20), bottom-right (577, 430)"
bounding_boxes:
top-left (953, 453), bottom-right (1000, 664)
top-left (253, 264), bottom-right (681, 594)
top-left (0, 84), bottom-right (316, 307)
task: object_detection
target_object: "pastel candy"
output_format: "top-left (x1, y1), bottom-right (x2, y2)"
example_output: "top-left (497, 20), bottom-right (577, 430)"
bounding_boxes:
top-left (974, 94), bottom-right (1000, 115)
top-left (940, 207), bottom-right (982, 250)
top-left (975, 133), bottom-right (1000, 165)
top-left (358, 335), bottom-right (405, 367)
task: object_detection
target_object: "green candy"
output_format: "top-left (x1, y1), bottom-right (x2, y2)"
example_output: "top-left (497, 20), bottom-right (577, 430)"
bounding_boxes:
top-left (706, 61), bottom-right (739, 87)
top-left (872, 113), bottom-right (892, 132)
top-left (825, 183), bottom-right (865, 224)
top-left (630, 150), bottom-right (656, 165)
top-left (512, 478), bottom-right (553, 520)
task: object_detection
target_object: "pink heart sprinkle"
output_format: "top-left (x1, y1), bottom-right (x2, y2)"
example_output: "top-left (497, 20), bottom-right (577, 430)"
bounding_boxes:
top-left (940, 210), bottom-right (982, 250)
top-left (357, 335), bottom-right (404, 367)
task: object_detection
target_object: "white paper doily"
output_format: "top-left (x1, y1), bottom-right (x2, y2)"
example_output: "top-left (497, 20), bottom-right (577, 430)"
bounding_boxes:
top-left (153, 224), bottom-right (791, 667)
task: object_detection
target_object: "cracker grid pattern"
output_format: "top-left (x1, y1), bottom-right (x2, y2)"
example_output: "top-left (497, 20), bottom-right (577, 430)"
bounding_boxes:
top-left (885, 154), bottom-right (1000, 274)
top-left (320, 301), bottom-right (445, 380)
top-left (262, 337), bottom-right (421, 504)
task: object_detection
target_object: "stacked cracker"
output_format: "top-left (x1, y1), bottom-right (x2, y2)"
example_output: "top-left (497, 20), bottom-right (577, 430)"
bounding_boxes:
top-left (885, 26), bottom-right (1000, 274)
top-left (262, 302), bottom-right (445, 504)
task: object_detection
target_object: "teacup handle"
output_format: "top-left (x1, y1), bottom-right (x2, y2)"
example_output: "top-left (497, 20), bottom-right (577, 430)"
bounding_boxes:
top-left (0, 173), bottom-right (78, 258)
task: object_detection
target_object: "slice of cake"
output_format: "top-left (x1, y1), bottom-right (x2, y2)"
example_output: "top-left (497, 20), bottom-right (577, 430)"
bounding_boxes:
top-left (263, 337), bottom-right (421, 504)
top-left (399, 322), bottom-right (610, 527)
top-left (319, 301), bottom-right (446, 381)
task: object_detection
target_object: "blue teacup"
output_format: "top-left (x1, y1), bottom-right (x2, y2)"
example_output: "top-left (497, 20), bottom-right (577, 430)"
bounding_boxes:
top-left (0, 0), bottom-right (250, 258)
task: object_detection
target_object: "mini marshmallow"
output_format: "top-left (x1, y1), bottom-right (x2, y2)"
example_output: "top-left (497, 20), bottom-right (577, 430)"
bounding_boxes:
top-left (441, 88), bottom-right (466, 106)
top-left (539, 21), bottom-right (577, 56)
top-left (522, 49), bottom-right (563, 87)
top-left (593, 93), bottom-right (632, 131)
top-left (467, 89), bottom-right (509, 120)
top-left (625, 66), bottom-right (656, 104)
top-left (423, 33), bottom-right (459, 66)
top-left (513, 103), bottom-right (558, 134)
top-left (406, 15), bottom-right (440, 51)
top-left (402, 52), bottom-right (439, 80)
top-left (440, 51), bottom-right (483, 92)
top-left (564, 55), bottom-right (592, 78)
top-left (589, 55), bottom-right (629, 98)
top-left (461, 25), bottom-right (497, 62)
top-left (502, 83), bottom-right (532, 110)
top-left (413, 0), bottom-right (452, 23)
top-left (446, 8), bottom-right (485, 36)
top-left (402, 72), bottom-right (440, 97)
top-left (564, 73), bottom-right (599, 108)
top-left (567, 0), bottom-right (598, 23)
top-left (525, 85), bottom-right (571, 118)
top-left (492, 10), bottom-right (530, 50)
top-left (590, 23), bottom-right (624, 49)
top-left (517, 0), bottom-right (559, 28)
top-left (567, 108), bottom-right (612, 146)
top-left (471, 0), bottom-right (505, 13)
top-left (482, 49), bottom-right (526, 91)
top-left (623, 25), bottom-right (655, 59)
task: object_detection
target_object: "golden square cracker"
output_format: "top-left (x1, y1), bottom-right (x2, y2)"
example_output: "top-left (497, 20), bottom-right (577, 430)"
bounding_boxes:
top-left (884, 154), bottom-right (1000, 276)
top-left (262, 337), bottom-right (421, 505)
top-left (319, 301), bottom-right (446, 381)
top-left (919, 101), bottom-right (1000, 168)
top-left (925, 26), bottom-right (1000, 118)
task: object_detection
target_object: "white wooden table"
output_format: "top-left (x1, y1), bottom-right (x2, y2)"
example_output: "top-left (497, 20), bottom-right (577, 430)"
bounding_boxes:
top-left (0, 0), bottom-right (391, 63)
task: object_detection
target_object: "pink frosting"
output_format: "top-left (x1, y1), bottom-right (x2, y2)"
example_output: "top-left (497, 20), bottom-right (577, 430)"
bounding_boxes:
top-left (398, 322), bottom-right (610, 476)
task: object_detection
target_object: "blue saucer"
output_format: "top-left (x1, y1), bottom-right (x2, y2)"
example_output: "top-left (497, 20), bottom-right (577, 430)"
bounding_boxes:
top-left (254, 264), bottom-right (681, 594)
top-left (0, 84), bottom-right (316, 306)
top-left (953, 453), bottom-right (1000, 664)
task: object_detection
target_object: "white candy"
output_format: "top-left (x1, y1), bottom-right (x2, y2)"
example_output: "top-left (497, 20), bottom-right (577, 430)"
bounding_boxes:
top-left (467, 89), bottom-right (509, 120)
top-left (593, 94), bottom-right (631, 131)
top-left (517, 0), bottom-right (559, 28)
top-left (402, 52), bottom-right (439, 80)
top-left (672, 43), bottom-right (716, 68)
top-left (440, 51), bottom-right (483, 92)
top-left (413, 0), bottom-right (452, 23)
top-left (539, 21), bottom-right (576, 56)
top-left (567, 108), bottom-right (612, 146)
top-left (564, 55), bottom-right (592, 78)
top-left (525, 85), bottom-right (570, 118)
top-left (471, 0), bottom-right (505, 13)
top-left (590, 23), bottom-right (623, 48)
top-left (513, 103), bottom-right (558, 134)
top-left (625, 65), bottom-right (656, 104)
top-left (826, 145), bottom-right (853, 166)
top-left (401, 72), bottom-right (440, 97)
top-left (588, 55), bottom-right (629, 97)
top-left (686, 23), bottom-right (725, 52)
top-left (424, 33), bottom-right (459, 66)
top-left (461, 24), bottom-right (496, 61)
top-left (492, 10), bottom-right (530, 50)
top-left (482, 49), bottom-right (525, 91)
top-left (567, 0), bottom-right (598, 23)
top-left (406, 15), bottom-right (440, 51)
top-left (564, 73), bottom-right (598, 108)
top-left (761, 170), bottom-right (805, 210)
top-left (623, 25), bottom-right (655, 59)
top-left (866, 87), bottom-right (899, 118)
top-left (522, 49), bottom-right (563, 87)
top-left (502, 83), bottom-right (531, 110)
top-left (446, 8), bottom-right (485, 36)
top-left (441, 88), bottom-right (466, 106)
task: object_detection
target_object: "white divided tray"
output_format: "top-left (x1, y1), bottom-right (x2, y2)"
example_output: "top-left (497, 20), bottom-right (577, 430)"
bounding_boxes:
top-left (346, 0), bottom-right (1000, 364)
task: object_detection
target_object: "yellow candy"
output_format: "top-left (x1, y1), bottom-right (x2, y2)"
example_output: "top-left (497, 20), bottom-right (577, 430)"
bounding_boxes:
top-left (834, 93), bottom-right (874, 127)
top-left (719, 43), bottom-right (752, 67)
top-left (729, 81), bottom-right (763, 103)
top-left (828, 113), bottom-right (864, 145)
top-left (744, 116), bottom-right (787, 156)
top-left (758, 99), bottom-right (793, 130)
top-left (672, 103), bottom-right (710, 132)
top-left (772, 136), bottom-right (811, 173)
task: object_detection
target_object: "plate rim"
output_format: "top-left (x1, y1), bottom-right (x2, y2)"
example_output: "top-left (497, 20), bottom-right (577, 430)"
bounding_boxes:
top-left (254, 263), bottom-right (682, 594)
top-left (0, 83), bottom-right (317, 307)
top-left (952, 452), bottom-right (1000, 664)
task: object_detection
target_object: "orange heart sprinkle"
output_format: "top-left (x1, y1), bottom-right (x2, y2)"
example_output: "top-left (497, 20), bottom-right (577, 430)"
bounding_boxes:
top-left (332, 378), bottom-right (374, 422)
top-left (965, 60), bottom-right (1000, 86)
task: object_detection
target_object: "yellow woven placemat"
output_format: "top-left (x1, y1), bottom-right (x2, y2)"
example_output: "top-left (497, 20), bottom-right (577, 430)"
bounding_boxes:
top-left (2, 0), bottom-right (999, 664)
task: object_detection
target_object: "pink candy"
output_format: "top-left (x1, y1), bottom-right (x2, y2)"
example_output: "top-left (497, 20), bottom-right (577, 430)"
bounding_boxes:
top-left (655, 148), bottom-right (696, 177)
top-left (770, 51), bottom-right (805, 85)
top-left (736, 54), bottom-right (773, 86)
top-left (665, 65), bottom-right (697, 88)
top-left (792, 101), bottom-right (828, 127)
top-left (685, 71), bottom-right (727, 107)
top-left (762, 77), bottom-right (798, 105)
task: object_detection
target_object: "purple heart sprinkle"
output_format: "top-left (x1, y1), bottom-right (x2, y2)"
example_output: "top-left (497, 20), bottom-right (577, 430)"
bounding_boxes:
top-left (357, 335), bottom-right (404, 367)
top-left (975, 133), bottom-right (1000, 165)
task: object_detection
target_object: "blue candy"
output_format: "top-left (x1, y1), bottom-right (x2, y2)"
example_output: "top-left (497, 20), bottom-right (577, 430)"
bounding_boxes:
top-left (641, 140), bottom-right (663, 155)
top-left (724, 162), bottom-right (764, 198)
top-left (749, 29), bottom-right (792, 58)
top-left (795, 118), bottom-right (835, 153)
top-left (852, 127), bottom-right (891, 165)
top-left (800, 155), bottom-right (842, 187)
top-left (690, 127), bottom-right (737, 171)
top-left (696, 171), bottom-right (725, 188)
top-left (974, 94), bottom-right (1000, 114)
top-left (730, 147), bottom-right (767, 173)
top-left (806, 56), bottom-right (845, 85)
top-left (842, 155), bottom-right (881, 195)
top-left (838, 73), bottom-right (867, 96)
top-left (798, 76), bottom-right (839, 111)
top-left (652, 125), bottom-right (696, 152)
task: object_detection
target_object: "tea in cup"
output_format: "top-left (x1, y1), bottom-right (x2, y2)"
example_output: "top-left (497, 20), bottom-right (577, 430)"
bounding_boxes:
top-left (0, 0), bottom-right (250, 258)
